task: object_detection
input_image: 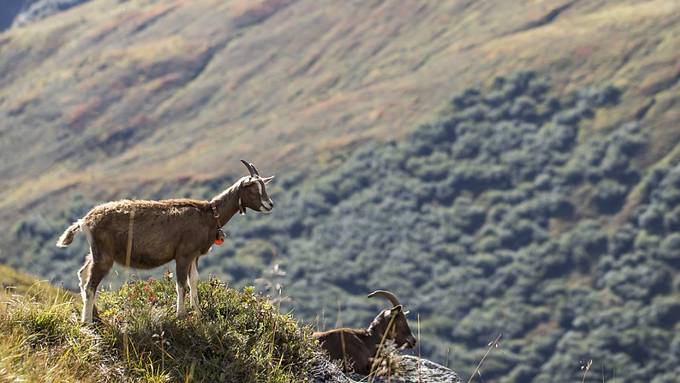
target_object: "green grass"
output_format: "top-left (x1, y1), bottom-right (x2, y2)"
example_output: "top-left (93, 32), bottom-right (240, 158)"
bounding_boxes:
top-left (0, 272), bottom-right (317, 383)
top-left (0, 264), bottom-right (66, 301)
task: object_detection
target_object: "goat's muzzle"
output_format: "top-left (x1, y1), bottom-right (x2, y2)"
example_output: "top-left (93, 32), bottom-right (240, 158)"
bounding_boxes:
top-left (404, 335), bottom-right (417, 349)
top-left (259, 199), bottom-right (274, 213)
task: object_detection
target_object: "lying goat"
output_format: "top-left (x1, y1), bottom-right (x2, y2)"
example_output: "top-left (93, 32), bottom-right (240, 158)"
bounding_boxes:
top-left (313, 290), bottom-right (417, 375)
top-left (56, 160), bottom-right (274, 323)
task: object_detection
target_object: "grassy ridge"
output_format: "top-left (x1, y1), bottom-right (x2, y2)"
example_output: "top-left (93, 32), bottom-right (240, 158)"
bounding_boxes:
top-left (0, 264), bottom-right (63, 299)
top-left (0, 269), bottom-right (316, 382)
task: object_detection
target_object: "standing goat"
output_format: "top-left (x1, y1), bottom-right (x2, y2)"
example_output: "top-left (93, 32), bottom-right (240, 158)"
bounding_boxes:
top-left (56, 160), bottom-right (274, 323)
top-left (313, 290), bottom-right (417, 375)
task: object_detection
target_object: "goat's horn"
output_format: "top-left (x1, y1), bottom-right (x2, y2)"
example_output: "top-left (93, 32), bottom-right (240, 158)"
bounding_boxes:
top-left (249, 162), bottom-right (260, 176)
top-left (241, 159), bottom-right (255, 177)
top-left (367, 290), bottom-right (401, 308)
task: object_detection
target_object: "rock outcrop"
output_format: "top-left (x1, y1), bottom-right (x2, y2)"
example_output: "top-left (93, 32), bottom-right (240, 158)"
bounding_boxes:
top-left (311, 355), bottom-right (462, 383)
top-left (0, 0), bottom-right (27, 30)
top-left (8, 0), bottom-right (90, 28)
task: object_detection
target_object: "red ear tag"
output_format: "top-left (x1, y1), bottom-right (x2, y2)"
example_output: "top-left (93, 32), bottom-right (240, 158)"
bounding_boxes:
top-left (214, 238), bottom-right (224, 245)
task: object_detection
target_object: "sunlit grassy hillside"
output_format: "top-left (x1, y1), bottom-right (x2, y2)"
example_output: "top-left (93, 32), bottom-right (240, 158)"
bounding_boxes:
top-left (0, 266), bottom-right (316, 382)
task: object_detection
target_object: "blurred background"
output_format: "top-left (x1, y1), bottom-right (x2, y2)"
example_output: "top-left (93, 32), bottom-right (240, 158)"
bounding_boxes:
top-left (0, 1), bottom-right (678, 381)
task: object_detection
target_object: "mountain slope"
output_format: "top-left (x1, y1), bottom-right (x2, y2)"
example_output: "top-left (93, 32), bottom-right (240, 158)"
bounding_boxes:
top-left (1, 2), bottom-right (679, 382)
top-left (214, 73), bottom-right (679, 382)
top-left (10, 71), bottom-right (678, 382)
top-left (0, 0), bottom-right (678, 220)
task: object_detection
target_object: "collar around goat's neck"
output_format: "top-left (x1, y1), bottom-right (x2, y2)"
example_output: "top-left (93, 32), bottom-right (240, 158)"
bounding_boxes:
top-left (237, 185), bottom-right (246, 216)
top-left (210, 180), bottom-right (246, 227)
top-left (210, 201), bottom-right (221, 227)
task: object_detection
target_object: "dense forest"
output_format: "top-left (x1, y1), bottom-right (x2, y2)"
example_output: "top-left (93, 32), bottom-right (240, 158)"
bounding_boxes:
top-left (10, 72), bottom-right (679, 382)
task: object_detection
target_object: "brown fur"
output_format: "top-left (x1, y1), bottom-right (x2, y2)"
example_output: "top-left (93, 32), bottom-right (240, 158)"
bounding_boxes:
top-left (56, 162), bottom-right (274, 323)
top-left (313, 303), bottom-right (416, 375)
top-left (83, 198), bottom-right (216, 269)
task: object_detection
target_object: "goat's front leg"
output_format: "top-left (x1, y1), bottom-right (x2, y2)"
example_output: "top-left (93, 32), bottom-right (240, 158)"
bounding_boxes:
top-left (175, 258), bottom-right (191, 319)
top-left (188, 259), bottom-right (201, 317)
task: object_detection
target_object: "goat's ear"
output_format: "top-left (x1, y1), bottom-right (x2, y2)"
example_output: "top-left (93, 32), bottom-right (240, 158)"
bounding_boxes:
top-left (240, 177), bottom-right (254, 187)
top-left (390, 305), bottom-right (403, 315)
top-left (262, 175), bottom-right (275, 184)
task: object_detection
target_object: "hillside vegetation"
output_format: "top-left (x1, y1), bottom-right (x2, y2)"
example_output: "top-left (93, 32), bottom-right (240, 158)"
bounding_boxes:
top-left (216, 72), bottom-right (679, 382)
top-left (0, 268), bottom-right (316, 382)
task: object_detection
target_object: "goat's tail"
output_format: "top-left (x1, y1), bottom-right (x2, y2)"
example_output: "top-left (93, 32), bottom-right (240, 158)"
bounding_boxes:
top-left (56, 220), bottom-right (82, 248)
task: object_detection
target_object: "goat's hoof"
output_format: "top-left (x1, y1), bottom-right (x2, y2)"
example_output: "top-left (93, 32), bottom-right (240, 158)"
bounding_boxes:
top-left (92, 308), bottom-right (102, 324)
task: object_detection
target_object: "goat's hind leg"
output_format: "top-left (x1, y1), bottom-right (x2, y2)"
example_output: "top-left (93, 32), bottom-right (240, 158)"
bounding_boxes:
top-left (83, 258), bottom-right (112, 323)
top-left (80, 241), bottom-right (113, 324)
top-left (78, 255), bottom-right (93, 323)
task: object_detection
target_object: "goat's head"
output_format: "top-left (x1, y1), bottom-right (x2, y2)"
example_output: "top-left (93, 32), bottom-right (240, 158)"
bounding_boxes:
top-left (238, 160), bottom-right (275, 214)
top-left (368, 290), bottom-right (416, 349)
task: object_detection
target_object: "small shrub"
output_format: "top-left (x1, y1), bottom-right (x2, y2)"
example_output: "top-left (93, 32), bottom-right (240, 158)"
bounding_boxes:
top-left (592, 180), bottom-right (628, 214)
